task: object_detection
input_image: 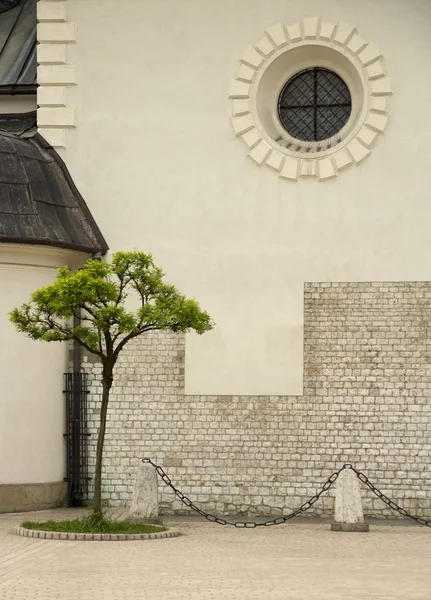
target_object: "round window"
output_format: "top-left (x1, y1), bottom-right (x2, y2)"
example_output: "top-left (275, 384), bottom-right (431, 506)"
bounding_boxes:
top-left (277, 68), bottom-right (352, 142)
top-left (229, 19), bottom-right (392, 180)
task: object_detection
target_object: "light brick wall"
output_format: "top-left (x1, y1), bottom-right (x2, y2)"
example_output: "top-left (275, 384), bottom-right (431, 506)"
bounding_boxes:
top-left (85, 282), bottom-right (431, 518)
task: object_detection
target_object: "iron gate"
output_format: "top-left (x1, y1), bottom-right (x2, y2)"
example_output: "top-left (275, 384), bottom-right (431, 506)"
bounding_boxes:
top-left (63, 372), bottom-right (90, 505)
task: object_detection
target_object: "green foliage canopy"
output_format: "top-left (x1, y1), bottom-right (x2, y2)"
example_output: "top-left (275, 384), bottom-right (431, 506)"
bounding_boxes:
top-left (10, 251), bottom-right (214, 363)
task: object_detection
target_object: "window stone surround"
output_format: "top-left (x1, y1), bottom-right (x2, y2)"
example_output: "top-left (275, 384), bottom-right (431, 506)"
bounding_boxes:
top-left (229, 18), bottom-right (392, 181)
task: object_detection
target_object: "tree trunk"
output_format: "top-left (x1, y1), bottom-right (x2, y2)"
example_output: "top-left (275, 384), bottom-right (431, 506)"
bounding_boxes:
top-left (93, 363), bottom-right (113, 511)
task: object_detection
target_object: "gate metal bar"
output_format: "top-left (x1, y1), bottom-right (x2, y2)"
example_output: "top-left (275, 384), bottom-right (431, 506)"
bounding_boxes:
top-left (63, 372), bottom-right (91, 505)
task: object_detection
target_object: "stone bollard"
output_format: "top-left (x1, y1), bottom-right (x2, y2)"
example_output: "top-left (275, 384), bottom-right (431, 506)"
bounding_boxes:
top-left (331, 468), bottom-right (369, 532)
top-left (128, 462), bottom-right (162, 524)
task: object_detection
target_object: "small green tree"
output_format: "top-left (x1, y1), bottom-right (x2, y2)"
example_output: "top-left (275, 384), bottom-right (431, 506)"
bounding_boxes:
top-left (10, 251), bottom-right (213, 512)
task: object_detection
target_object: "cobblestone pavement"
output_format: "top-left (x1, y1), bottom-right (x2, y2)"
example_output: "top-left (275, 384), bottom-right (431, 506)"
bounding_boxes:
top-left (0, 508), bottom-right (430, 600)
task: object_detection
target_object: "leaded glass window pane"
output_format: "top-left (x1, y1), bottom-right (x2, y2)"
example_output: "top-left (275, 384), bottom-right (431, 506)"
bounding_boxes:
top-left (278, 68), bottom-right (352, 142)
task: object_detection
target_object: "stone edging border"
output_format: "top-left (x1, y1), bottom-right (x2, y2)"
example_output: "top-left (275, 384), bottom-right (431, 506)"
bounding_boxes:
top-left (229, 17), bottom-right (392, 181)
top-left (15, 527), bottom-right (180, 541)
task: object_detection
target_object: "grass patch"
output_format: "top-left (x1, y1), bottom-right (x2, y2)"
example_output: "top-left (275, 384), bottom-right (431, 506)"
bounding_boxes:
top-left (22, 510), bottom-right (167, 535)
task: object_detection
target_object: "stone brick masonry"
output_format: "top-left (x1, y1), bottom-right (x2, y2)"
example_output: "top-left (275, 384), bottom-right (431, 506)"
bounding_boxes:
top-left (84, 282), bottom-right (431, 518)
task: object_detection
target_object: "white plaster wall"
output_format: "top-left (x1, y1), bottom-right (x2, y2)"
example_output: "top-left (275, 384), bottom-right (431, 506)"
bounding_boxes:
top-left (0, 96), bottom-right (37, 113)
top-left (0, 246), bottom-right (84, 484)
top-left (64, 0), bottom-right (431, 395)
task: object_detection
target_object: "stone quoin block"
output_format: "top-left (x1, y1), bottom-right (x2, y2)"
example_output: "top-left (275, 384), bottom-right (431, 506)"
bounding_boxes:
top-left (228, 80), bottom-right (250, 99)
top-left (37, 1), bottom-right (67, 22)
top-left (241, 128), bottom-right (261, 148)
top-left (333, 149), bottom-right (353, 171)
top-left (365, 112), bottom-right (388, 133)
top-left (370, 96), bottom-right (388, 113)
top-left (286, 22), bottom-right (302, 42)
top-left (346, 34), bottom-right (367, 54)
top-left (231, 114), bottom-right (254, 135)
top-left (265, 149), bottom-right (284, 171)
top-left (240, 46), bottom-right (264, 69)
top-left (280, 157), bottom-right (299, 180)
top-left (366, 60), bottom-right (386, 80)
top-left (37, 65), bottom-right (76, 85)
top-left (37, 22), bottom-right (77, 43)
top-left (37, 107), bottom-right (75, 127)
top-left (37, 43), bottom-right (67, 65)
top-left (319, 21), bottom-right (336, 40)
top-left (248, 140), bottom-right (272, 165)
top-left (232, 100), bottom-right (250, 117)
top-left (302, 17), bottom-right (320, 39)
top-left (357, 126), bottom-right (379, 147)
top-left (255, 36), bottom-right (275, 57)
top-left (265, 23), bottom-right (288, 48)
top-left (37, 86), bottom-right (67, 107)
top-left (300, 160), bottom-right (317, 178)
top-left (38, 128), bottom-right (66, 148)
top-left (318, 158), bottom-right (336, 180)
top-left (237, 64), bottom-right (256, 83)
top-left (371, 77), bottom-right (392, 96)
top-left (347, 139), bottom-right (371, 163)
top-left (358, 42), bottom-right (382, 66)
top-left (333, 22), bottom-right (355, 45)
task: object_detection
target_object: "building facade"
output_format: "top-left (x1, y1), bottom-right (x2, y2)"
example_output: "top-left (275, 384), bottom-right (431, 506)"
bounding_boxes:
top-left (1, 0), bottom-right (431, 517)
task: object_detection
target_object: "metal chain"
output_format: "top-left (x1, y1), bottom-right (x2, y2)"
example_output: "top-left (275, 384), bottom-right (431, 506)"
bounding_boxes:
top-left (142, 458), bottom-right (343, 527)
top-left (349, 466), bottom-right (431, 528)
top-left (142, 459), bottom-right (431, 528)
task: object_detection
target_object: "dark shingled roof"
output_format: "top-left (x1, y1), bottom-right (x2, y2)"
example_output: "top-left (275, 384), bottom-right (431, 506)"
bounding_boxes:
top-left (0, 112), bottom-right (108, 254)
top-left (0, 0), bottom-right (36, 88)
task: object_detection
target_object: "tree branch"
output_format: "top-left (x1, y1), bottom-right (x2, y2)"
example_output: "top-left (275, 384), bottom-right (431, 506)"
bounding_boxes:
top-left (71, 311), bottom-right (104, 355)
top-left (73, 310), bottom-right (96, 326)
top-left (113, 325), bottom-right (159, 361)
top-left (72, 334), bottom-right (105, 360)
top-left (115, 271), bottom-right (131, 307)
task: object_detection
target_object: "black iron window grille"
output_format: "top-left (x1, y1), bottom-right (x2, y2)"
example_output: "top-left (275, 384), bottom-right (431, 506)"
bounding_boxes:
top-left (64, 372), bottom-right (91, 505)
top-left (277, 68), bottom-right (352, 142)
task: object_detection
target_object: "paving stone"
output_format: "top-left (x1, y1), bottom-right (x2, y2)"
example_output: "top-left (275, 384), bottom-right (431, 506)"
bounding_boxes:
top-left (0, 508), bottom-right (430, 599)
